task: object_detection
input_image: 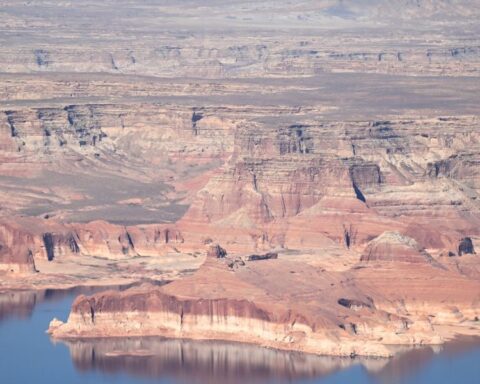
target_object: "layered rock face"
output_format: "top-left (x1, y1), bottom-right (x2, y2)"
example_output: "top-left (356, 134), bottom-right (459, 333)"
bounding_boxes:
top-left (0, 216), bottom-right (185, 264)
top-left (0, 1), bottom-right (479, 78)
top-left (45, 109), bottom-right (480, 356)
top-left (181, 117), bottom-right (480, 253)
top-left (0, 104), bottom-right (234, 163)
top-left (2, 38), bottom-right (479, 78)
top-left (0, 220), bottom-right (36, 273)
top-left (49, 248), bottom-right (480, 357)
top-left (0, 102), bottom-right (239, 229)
top-left (1, 0), bottom-right (479, 359)
top-left (2, 109), bottom-right (478, 269)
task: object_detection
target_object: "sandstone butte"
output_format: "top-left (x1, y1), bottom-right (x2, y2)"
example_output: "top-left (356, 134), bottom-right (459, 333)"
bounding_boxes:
top-left (46, 235), bottom-right (479, 358)
top-left (0, 0), bottom-right (479, 360)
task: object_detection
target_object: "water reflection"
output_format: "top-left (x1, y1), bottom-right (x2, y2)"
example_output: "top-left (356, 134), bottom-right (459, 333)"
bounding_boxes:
top-left (59, 337), bottom-right (480, 384)
top-left (62, 337), bottom-right (372, 384)
top-left (0, 290), bottom-right (38, 321)
top-left (1, 287), bottom-right (479, 384)
top-left (369, 339), bottom-right (480, 384)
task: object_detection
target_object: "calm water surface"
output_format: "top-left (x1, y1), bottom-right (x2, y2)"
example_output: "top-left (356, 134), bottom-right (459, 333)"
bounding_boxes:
top-left (0, 289), bottom-right (479, 384)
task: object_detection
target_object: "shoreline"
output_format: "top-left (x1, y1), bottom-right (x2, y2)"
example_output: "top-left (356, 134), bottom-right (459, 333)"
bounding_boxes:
top-left (47, 324), bottom-right (480, 359)
top-left (47, 303), bottom-right (480, 359)
top-left (44, 251), bottom-right (480, 360)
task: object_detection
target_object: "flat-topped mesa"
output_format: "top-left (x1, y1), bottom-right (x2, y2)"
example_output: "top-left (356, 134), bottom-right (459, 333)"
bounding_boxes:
top-left (48, 243), bottom-right (473, 358)
top-left (48, 288), bottom-right (397, 358)
top-left (52, 288), bottom-right (277, 329)
top-left (360, 232), bottom-right (435, 264)
top-left (1, 1), bottom-right (480, 80)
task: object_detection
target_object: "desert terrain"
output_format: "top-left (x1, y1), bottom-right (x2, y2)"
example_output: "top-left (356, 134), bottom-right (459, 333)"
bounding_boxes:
top-left (0, 0), bottom-right (479, 358)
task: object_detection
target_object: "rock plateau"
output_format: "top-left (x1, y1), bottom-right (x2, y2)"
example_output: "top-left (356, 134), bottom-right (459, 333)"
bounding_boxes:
top-left (0, 0), bottom-right (478, 359)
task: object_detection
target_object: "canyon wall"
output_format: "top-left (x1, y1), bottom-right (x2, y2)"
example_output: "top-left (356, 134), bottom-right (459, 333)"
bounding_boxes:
top-left (2, 39), bottom-right (479, 78)
top-left (49, 249), bottom-right (480, 357)
top-left (0, 0), bottom-right (479, 359)
top-left (180, 117), bottom-right (480, 252)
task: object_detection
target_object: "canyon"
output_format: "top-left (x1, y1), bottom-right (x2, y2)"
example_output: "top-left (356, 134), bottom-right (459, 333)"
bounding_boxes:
top-left (0, 0), bottom-right (479, 362)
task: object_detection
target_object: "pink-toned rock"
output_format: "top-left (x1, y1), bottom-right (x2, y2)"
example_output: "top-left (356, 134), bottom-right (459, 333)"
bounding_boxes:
top-left (0, 221), bottom-right (37, 273)
top-left (360, 232), bottom-right (435, 264)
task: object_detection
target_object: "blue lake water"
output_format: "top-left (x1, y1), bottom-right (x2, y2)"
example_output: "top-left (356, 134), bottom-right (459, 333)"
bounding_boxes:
top-left (0, 288), bottom-right (479, 384)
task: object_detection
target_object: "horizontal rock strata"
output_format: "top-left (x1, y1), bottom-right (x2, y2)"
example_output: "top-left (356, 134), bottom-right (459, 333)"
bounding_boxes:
top-left (49, 249), bottom-right (480, 357)
top-left (2, 0), bottom-right (480, 360)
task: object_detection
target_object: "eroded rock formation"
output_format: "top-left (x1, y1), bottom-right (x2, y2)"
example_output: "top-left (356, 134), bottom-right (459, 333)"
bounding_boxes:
top-left (49, 245), bottom-right (480, 357)
top-left (458, 237), bottom-right (476, 256)
top-left (0, 221), bottom-right (36, 273)
top-left (0, 0), bottom-right (479, 359)
top-left (360, 232), bottom-right (435, 264)
top-left (178, 116), bottom-right (480, 255)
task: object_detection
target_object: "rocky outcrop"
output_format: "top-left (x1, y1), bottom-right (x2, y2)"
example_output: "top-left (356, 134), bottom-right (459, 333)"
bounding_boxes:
top-left (180, 116), bottom-right (480, 253)
top-left (246, 252), bottom-right (278, 262)
top-left (0, 104), bottom-right (235, 165)
top-left (0, 221), bottom-right (37, 273)
top-left (337, 298), bottom-right (373, 311)
top-left (360, 232), bottom-right (435, 264)
top-left (0, 216), bottom-right (187, 270)
top-left (458, 237), bottom-right (476, 256)
top-left (49, 286), bottom-right (393, 358)
top-left (49, 245), bottom-right (480, 357)
top-left (2, 0), bottom-right (480, 361)
top-left (207, 244), bottom-right (227, 259)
